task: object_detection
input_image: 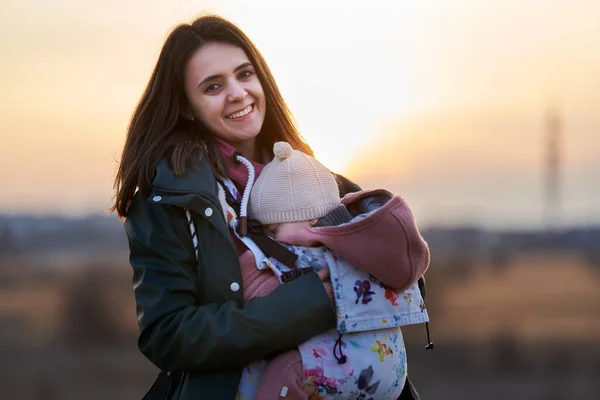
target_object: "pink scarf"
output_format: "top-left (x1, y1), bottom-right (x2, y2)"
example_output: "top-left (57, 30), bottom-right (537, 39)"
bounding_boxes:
top-left (216, 139), bottom-right (265, 192)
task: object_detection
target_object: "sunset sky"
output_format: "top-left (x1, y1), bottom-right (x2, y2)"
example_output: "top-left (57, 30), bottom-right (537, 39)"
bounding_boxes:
top-left (1, 0), bottom-right (598, 228)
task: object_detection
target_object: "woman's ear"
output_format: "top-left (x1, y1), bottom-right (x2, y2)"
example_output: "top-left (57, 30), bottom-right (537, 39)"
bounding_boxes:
top-left (181, 108), bottom-right (195, 121)
top-left (309, 218), bottom-right (319, 226)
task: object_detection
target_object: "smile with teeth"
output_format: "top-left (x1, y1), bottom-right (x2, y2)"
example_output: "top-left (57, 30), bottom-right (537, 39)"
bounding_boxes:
top-left (225, 104), bottom-right (253, 119)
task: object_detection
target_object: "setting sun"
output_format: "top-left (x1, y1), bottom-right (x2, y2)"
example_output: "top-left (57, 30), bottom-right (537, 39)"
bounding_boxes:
top-left (1, 0), bottom-right (598, 227)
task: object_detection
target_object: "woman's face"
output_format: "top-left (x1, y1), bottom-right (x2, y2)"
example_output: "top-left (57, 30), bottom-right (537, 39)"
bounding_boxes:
top-left (183, 42), bottom-right (266, 149)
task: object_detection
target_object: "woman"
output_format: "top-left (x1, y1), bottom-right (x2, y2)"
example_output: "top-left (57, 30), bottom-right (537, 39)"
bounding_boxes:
top-left (112, 15), bottom-right (420, 400)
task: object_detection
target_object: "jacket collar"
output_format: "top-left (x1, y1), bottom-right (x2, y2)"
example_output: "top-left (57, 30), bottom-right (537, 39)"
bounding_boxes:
top-left (151, 156), bottom-right (234, 247)
top-left (152, 155), bottom-right (218, 199)
top-left (151, 140), bottom-right (265, 197)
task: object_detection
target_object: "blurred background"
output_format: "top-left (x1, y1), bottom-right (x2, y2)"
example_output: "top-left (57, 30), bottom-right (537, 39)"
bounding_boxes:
top-left (1, 0), bottom-right (599, 399)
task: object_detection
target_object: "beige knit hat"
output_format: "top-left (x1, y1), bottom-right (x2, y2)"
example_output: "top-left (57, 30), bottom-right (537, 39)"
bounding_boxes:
top-left (248, 142), bottom-right (341, 225)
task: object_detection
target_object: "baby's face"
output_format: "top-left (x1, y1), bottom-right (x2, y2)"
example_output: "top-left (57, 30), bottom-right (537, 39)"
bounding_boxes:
top-left (264, 219), bottom-right (317, 240)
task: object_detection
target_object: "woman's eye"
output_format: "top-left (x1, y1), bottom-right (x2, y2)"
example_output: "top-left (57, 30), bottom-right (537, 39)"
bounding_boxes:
top-left (239, 69), bottom-right (254, 79)
top-left (204, 83), bottom-right (220, 93)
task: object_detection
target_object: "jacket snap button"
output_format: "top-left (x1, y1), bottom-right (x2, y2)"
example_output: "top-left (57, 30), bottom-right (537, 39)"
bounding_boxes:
top-left (152, 196), bottom-right (162, 202)
top-left (230, 282), bottom-right (240, 292)
top-left (204, 207), bottom-right (213, 217)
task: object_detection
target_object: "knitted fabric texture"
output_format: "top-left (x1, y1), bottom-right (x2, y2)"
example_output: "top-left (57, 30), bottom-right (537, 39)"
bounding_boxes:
top-left (248, 142), bottom-right (340, 225)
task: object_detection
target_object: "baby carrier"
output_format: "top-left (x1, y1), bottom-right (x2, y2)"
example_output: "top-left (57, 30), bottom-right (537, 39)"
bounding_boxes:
top-left (211, 155), bottom-right (434, 400)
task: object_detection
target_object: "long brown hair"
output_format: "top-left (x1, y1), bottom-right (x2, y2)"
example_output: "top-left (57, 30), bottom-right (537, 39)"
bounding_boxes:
top-left (112, 15), bottom-right (313, 217)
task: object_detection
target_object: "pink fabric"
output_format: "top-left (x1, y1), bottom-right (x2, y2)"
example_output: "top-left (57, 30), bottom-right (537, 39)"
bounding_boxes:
top-left (277, 189), bottom-right (430, 291)
top-left (217, 138), bottom-right (265, 191)
top-left (238, 247), bottom-right (281, 302)
top-left (255, 349), bottom-right (306, 400)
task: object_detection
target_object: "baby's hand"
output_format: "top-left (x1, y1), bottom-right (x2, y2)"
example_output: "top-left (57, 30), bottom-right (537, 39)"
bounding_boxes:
top-left (317, 267), bottom-right (330, 282)
top-left (275, 229), bottom-right (319, 246)
top-left (317, 268), bottom-right (335, 309)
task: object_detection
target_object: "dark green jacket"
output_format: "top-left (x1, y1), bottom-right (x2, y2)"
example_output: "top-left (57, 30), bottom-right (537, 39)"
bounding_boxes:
top-left (124, 156), bottom-right (359, 400)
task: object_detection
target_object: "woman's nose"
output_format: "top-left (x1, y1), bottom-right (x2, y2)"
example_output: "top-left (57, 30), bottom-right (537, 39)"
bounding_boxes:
top-left (227, 82), bottom-right (248, 102)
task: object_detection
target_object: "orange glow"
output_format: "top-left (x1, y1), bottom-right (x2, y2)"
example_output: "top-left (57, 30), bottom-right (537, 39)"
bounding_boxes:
top-left (1, 0), bottom-right (599, 227)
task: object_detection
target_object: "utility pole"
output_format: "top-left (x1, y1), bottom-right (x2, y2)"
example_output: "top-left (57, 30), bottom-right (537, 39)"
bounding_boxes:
top-left (544, 108), bottom-right (561, 231)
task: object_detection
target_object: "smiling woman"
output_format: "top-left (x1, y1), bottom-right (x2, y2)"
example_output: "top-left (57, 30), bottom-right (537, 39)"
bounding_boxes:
top-left (183, 43), bottom-right (267, 159)
top-left (111, 14), bottom-right (421, 400)
top-left (111, 14), bottom-right (342, 400)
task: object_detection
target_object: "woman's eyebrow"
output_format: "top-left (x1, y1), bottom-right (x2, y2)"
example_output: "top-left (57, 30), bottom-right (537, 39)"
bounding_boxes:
top-left (196, 62), bottom-right (253, 89)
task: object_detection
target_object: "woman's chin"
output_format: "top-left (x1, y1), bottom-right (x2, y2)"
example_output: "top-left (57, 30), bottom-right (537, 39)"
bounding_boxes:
top-left (228, 126), bottom-right (262, 142)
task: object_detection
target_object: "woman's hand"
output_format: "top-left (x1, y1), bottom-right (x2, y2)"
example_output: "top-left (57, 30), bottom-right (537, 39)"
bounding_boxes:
top-left (317, 268), bottom-right (335, 309)
top-left (303, 384), bottom-right (319, 399)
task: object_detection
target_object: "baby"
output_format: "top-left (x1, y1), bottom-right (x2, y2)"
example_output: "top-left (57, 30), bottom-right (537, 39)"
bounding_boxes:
top-left (232, 142), bottom-right (430, 400)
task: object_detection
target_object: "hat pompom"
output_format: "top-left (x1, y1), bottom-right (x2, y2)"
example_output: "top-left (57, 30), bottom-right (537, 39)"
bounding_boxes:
top-left (273, 142), bottom-right (294, 160)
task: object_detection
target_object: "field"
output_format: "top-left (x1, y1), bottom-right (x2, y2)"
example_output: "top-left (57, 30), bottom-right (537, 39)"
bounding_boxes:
top-left (1, 251), bottom-right (599, 399)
